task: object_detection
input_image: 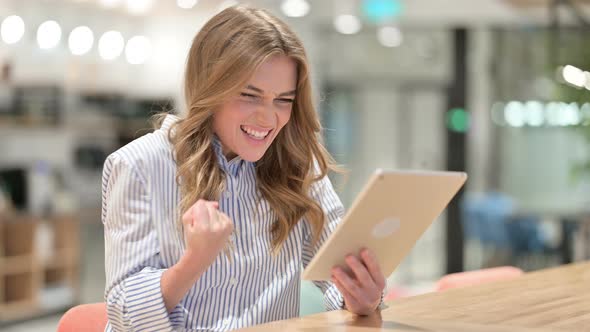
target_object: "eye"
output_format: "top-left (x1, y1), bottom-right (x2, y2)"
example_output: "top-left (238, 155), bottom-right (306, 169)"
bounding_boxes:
top-left (276, 98), bottom-right (294, 104)
top-left (240, 92), bottom-right (259, 99)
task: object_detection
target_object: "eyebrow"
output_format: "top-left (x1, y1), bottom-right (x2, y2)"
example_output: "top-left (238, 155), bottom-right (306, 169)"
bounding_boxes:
top-left (246, 85), bottom-right (296, 97)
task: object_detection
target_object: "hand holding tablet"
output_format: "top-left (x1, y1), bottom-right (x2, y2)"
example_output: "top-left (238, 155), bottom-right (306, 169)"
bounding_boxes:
top-left (303, 169), bottom-right (467, 281)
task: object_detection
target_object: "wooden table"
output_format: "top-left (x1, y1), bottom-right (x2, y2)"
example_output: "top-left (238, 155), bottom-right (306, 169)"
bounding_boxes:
top-left (237, 262), bottom-right (590, 331)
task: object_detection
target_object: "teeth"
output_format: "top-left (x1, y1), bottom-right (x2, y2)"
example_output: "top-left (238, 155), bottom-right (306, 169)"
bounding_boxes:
top-left (242, 126), bottom-right (270, 139)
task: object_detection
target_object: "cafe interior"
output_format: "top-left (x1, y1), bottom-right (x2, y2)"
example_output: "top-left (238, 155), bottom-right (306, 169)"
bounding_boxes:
top-left (0, 0), bottom-right (589, 331)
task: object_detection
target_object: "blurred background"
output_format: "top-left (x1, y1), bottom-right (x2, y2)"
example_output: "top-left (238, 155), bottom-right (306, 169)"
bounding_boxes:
top-left (1, 0), bottom-right (590, 330)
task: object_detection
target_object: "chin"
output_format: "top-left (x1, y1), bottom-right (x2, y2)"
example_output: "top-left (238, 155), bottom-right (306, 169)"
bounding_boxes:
top-left (240, 150), bottom-right (266, 163)
top-left (237, 138), bottom-right (276, 162)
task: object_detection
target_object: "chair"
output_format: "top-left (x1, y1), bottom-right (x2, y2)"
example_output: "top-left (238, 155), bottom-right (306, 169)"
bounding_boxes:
top-left (462, 192), bottom-right (549, 257)
top-left (435, 266), bottom-right (524, 291)
top-left (384, 266), bottom-right (524, 300)
top-left (57, 302), bottom-right (108, 332)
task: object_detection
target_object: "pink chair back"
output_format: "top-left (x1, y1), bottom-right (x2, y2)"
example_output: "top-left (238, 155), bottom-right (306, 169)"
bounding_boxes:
top-left (57, 302), bottom-right (108, 332)
top-left (436, 266), bottom-right (524, 291)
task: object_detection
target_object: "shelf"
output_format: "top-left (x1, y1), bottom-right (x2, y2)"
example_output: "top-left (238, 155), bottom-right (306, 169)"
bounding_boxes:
top-left (44, 248), bottom-right (79, 269)
top-left (0, 299), bottom-right (38, 321)
top-left (3, 272), bottom-right (35, 303)
top-left (0, 299), bottom-right (75, 324)
top-left (0, 214), bottom-right (80, 323)
top-left (0, 255), bottom-right (34, 275)
top-left (1, 217), bottom-right (36, 258)
top-left (39, 285), bottom-right (76, 310)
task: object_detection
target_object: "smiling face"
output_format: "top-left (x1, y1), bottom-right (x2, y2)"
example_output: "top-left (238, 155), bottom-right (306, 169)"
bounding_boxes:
top-left (212, 54), bottom-right (297, 162)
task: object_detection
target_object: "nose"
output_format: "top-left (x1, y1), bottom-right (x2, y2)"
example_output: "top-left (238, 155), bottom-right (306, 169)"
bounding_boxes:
top-left (254, 104), bottom-right (275, 127)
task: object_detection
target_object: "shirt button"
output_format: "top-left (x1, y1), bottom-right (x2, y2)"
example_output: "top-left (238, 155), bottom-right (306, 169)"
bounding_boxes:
top-left (230, 277), bottom-right (237, 285)
top-left (223, 319), bottom-right (230, 326)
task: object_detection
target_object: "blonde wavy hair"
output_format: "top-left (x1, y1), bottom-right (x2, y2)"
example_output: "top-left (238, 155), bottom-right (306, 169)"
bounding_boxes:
top-left (166, 5), bottom-right (338, 253)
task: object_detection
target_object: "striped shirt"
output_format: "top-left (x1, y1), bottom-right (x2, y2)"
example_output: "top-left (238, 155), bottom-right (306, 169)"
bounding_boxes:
top-left (102, 114), bottom-right (345, 331)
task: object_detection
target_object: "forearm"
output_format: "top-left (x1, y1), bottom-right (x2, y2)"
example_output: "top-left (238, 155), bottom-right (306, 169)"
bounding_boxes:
top-left (161, 252), bottom-right (208, 313)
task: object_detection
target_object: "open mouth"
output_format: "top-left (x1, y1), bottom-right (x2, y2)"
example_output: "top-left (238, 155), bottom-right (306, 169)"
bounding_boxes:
top-left (240, 125), bottom-right (272, 141)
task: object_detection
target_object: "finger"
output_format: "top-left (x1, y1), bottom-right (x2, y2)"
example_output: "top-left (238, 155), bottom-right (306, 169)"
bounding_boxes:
top-left (205, 201), bottom-right (220, 226)
top-left (345, 254), bottom-right (377, 291)
top-left (194, 200), bottom-right (210, 226)
top-left (205, 201), bottom-right (219, 209)
top-left (360, 248), bottom-right (386, 290)
top-left (332, 267), bottom-right (366, 305)
top-left (219, 212), bottom-right (234, 231)
top-left (332, 275), bottom-right (362, 311)
top-left (205, 201), bottom-right (221, 226)
top-left (182, 205), bottom-right (193, 226)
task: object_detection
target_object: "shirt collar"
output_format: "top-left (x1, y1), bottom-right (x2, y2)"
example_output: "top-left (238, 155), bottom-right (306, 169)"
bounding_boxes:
top-left (212, 135), bottom-right (245, 177)
top-left (161, 113), bottom-right (179, 133)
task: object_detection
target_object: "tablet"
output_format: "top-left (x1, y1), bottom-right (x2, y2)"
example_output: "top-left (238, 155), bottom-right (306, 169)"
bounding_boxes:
top-left (302, 169), bottom-right (467, 281)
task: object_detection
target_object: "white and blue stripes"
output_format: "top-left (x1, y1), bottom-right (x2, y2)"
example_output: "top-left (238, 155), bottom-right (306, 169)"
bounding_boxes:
top-left (102, 114), bottom-right (345, 331)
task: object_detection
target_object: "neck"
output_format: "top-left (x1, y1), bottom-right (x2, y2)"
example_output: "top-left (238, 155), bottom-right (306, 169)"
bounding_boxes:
top-left (223, 148), bottom-right (238, 161)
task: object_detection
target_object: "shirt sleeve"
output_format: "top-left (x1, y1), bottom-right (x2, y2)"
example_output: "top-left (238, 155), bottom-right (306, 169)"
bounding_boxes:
top-left (102, 153), bottom-right (184, 331)
top-left (301, 173), bottom-right (346, 311)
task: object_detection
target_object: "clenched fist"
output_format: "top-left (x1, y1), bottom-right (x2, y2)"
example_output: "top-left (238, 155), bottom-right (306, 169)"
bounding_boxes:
top-left (182, 199), bottom-right (234, 275)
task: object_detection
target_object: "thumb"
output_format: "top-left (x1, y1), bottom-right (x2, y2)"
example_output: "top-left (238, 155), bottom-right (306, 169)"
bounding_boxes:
top-left (190, 204), bottom-right (196, 227)
top-left (194, 200), bottom-right (210, 226)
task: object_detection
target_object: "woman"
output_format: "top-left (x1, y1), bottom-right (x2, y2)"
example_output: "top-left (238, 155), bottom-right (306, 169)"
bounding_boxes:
top-left (102, 5), bottom-right (385, 331)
